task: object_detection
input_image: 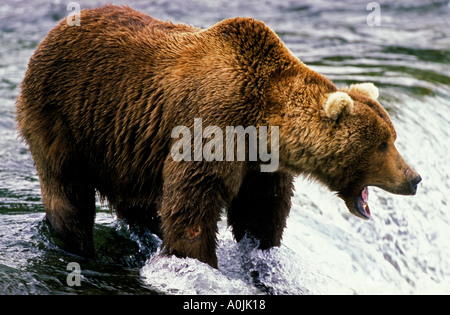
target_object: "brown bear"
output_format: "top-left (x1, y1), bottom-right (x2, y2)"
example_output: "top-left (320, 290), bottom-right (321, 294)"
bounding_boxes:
top-left (16, 5), bottom-right (421, 268)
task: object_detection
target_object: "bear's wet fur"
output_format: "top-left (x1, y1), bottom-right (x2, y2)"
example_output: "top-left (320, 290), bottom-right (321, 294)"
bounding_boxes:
top-left (16, 5), bottom-right (420, 267)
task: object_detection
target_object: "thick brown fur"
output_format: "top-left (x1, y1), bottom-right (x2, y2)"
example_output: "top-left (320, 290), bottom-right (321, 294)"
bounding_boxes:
top-left (16, 5), bottom-right (420, 267)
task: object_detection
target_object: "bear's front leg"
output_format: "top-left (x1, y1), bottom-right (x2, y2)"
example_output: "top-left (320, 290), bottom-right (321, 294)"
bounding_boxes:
top-left (159, 160), bottom-right (241, 268)
top-left (228, 170), bottom-right (294, 249)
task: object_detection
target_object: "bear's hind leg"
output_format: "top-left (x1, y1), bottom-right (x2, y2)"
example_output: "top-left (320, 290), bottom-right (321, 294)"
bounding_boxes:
top-left (227, 171), bottom-right (294, 249)
top-left (40, 164), bottom-right (96, 257)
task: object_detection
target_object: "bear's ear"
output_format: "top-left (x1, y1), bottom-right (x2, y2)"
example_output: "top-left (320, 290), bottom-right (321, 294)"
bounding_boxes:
top-left (347, 82), bottom-right (379, 100)
top-left (323, 91), bottom-right (354, 120)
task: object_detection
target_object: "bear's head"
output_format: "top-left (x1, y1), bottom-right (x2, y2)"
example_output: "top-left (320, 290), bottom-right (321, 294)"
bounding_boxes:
top-left (274, 81), bottom-right (422, 219)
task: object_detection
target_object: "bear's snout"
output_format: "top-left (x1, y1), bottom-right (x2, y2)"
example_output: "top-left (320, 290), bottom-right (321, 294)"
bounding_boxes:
top-left (407, 169), bottom-right (422, 195)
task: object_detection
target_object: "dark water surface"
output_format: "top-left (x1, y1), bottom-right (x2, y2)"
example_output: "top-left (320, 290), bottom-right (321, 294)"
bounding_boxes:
top-left (1, 0), bottom-right (449, 294)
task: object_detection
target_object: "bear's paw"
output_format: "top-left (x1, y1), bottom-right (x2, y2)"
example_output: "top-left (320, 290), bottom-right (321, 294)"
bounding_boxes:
top-left (323, 91), bottom-right (354, 120)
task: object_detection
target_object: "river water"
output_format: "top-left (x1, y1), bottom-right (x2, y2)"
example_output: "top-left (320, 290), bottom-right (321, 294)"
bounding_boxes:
top-left (1, 0), bottom-right (449, 294)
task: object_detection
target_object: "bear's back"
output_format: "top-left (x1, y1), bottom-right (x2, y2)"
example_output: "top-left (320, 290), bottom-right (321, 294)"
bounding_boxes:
top-left (77, 5), bottom-right (200, 34)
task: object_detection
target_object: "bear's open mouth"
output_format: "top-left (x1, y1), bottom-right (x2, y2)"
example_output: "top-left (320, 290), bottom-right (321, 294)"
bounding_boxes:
top-left (355, 186), bottom-right (370, 219)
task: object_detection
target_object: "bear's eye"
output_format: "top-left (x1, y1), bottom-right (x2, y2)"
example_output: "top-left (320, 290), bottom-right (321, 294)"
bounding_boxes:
top-left (378, 142), bottom-right (388, 152)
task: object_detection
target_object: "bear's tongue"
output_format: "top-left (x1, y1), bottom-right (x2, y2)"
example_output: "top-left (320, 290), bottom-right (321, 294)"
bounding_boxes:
top-left (356, 187), bottom-right (370, 219)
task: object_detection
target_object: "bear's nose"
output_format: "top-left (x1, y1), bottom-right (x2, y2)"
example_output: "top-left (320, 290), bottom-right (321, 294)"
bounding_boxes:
top-left (410, 174), bottom-right (422, 195)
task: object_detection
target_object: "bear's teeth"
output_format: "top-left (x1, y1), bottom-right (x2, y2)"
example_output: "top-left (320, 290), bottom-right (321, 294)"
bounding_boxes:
top-left (363, 203), bottom-right (371, 216)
